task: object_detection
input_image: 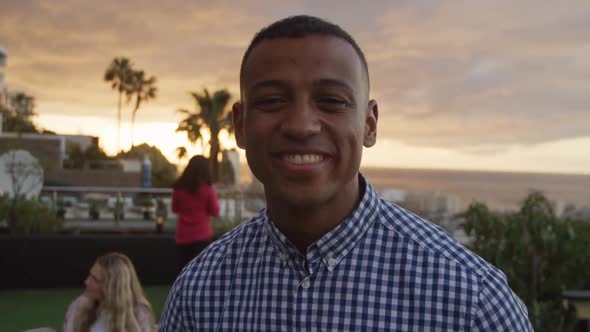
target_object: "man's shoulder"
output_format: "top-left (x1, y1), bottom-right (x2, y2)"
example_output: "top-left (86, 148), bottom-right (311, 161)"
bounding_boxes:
top-left (375, 198), bottom-right (492, 279)
top-left (180, 212), bottom-right (266, 275)
top-left (160, 215), bottom-right (267, 331)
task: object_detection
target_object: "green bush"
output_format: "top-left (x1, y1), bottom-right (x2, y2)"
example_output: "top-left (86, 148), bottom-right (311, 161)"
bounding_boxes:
top-left (0, 196), bottom-right (63, 234)
top-left (212, 217), bottom-right (243, 237)
top-left (463, 191), bottom-right (590, 331)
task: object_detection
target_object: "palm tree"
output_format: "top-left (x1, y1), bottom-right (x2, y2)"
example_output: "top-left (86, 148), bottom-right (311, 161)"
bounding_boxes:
top-left (104, 57), bottom-right (133, 153)
top-left (128, 70), bottom-right (157, 147)
top-left (176, 146), bottom-right (188, 161)
top-left (11, 92), bottom-right (35, 118)
top-left (176, 88), bottom-right (233, 182)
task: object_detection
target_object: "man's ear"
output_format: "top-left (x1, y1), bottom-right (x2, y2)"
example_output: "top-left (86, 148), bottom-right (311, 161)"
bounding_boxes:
top-left (363, 99), bottom-right (378, 147)
top-left (232, 102), bottom-right (246, 149)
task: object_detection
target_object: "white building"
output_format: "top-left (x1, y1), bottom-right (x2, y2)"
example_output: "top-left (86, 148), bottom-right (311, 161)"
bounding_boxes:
top-left (404, 191), bottom-right (462, 216)
top-left (380, 188), bottom-right (406, 204)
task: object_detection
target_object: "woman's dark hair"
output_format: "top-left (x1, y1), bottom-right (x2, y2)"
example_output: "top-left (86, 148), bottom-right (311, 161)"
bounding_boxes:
top-left (173, 155), bottom-right (211, 192)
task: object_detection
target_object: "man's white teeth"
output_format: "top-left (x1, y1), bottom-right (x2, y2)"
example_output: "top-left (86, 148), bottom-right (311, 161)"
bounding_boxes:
top-left (284, 154), bottom-right (323, 164)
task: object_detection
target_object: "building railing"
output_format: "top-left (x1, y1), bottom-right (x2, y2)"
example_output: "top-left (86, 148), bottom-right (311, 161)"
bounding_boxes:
top-left (40, 185), bottom-right (264, 232)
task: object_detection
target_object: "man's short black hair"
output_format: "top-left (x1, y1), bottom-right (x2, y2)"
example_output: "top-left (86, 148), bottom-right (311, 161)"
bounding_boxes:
top-left (240, 15), bottom-right (369, 91)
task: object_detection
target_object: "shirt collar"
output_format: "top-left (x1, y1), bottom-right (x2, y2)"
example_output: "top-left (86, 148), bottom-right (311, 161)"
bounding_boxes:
top-left (263, 173), bottom-right (381, 273)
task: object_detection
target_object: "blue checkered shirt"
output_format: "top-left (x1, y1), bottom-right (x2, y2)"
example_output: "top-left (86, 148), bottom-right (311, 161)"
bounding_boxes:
top-left (160, 176), bottom-right (532, 331)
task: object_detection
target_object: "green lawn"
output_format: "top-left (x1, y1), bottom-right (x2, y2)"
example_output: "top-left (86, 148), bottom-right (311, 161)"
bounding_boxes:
top-left (0, 286), bottom-right (171, 331)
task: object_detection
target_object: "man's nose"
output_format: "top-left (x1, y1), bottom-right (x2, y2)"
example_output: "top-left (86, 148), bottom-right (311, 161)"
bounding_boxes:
top-left (280, 101), bottom-right (321, 139)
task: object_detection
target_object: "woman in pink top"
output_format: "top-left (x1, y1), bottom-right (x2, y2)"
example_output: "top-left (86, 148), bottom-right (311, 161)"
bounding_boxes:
top-left (172, 155), bottom-right (219, 272)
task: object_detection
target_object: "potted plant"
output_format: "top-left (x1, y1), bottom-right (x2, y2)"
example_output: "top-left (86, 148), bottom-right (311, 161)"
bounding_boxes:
top-left (56, 198), bottom-right (66, 219)
top-left (155, 199), bottom-right (167, 233)
top-left (113, 198), bottom-right (125, 220)
top-left (140, 198), bottom-right (155, 220)
top-left (88, 200), bottom-right (100, 220)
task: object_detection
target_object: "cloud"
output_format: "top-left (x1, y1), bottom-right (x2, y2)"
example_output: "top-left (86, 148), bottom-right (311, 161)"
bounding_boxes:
top-left (366, 1), bottom-right (590, 149)
top-left (1, 0), bottom-right (589, 154)
top-left (0, 0), bottom-right (254, 117)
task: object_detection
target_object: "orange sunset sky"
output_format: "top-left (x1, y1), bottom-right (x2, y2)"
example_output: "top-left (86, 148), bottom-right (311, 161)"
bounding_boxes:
top-left (1, 1), bottom-right (589, 174)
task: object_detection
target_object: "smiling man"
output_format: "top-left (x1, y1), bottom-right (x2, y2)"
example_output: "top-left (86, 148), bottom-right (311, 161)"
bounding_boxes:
top-left (160, 15), bottom-right (532, 331)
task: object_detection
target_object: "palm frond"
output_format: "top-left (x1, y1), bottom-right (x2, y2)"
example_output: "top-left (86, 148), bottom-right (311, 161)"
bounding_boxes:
top-left (176, 146), bottom-right (187, 159)
top-left (222, 112), bottom-right (234, 134)
top-left (177, 87), bottom-right (235, 182)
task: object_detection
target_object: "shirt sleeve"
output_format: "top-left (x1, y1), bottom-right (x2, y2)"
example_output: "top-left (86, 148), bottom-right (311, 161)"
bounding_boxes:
top-left (159, 278), bottom-right (190, 331)
top-left (471, 267), bottom-right (533, 331)
top-left (208, 186), bottom-right (220, 217)
top-left (63, 294), bottom-right (91, 332)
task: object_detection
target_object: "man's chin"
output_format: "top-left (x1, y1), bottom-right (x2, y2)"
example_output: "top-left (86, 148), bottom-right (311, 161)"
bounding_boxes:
top-left (270, 188), bottom-right (330, 209)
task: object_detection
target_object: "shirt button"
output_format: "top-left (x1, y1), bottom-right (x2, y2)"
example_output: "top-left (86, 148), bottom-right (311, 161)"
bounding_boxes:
top-left (327, 257), bottom-right (337, 267)
top-left (280, 253), bottom-right (288, 261)
top-left (301, 278), bottom-right (310, 289)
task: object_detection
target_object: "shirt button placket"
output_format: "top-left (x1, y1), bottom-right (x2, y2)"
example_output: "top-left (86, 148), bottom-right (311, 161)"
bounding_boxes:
top-left (301, 277), bottom-right (311, 289)
top-left (293, 275), bottom-right (311, 330)
top-left (327, 257), bottom-right (337, 272)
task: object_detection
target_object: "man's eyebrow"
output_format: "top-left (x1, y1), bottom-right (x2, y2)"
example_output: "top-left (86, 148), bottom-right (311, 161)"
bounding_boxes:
top-left (247, 79), bottom-right (355, 95)
top-left (247, 80), bottom-right (290, 95)
top-left (313, 79), bottom-right (354, 94)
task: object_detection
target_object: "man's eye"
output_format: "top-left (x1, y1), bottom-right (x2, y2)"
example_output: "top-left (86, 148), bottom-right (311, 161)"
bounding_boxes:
top-left (252, 97), bottom-right (286, 111)
top-left (316, 97), bottom-right (351, 111)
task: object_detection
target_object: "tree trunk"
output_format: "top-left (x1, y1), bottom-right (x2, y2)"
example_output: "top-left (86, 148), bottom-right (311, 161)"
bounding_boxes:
top-left (117, 90), bottom-right (122, 153)
top-left (210, 136), bottom-right (221, 183)
top-left (131, 106), bottom-right (138, 148)
top-left (131, 110), bottom-right (136, 148)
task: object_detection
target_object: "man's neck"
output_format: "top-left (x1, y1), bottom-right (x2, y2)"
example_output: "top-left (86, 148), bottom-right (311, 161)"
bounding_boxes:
top-left (266, 176), bottom-right (363, 253)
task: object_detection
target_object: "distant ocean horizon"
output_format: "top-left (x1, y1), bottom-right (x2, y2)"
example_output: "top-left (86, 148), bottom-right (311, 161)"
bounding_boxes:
top-left (239, 165), bottom-right (590, 211)
top-left (360, 166), bottom-right (590, 211)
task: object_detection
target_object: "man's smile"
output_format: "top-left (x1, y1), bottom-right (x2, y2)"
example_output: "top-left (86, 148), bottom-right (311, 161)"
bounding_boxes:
top-left (282, 153), bottom-right (324, 165)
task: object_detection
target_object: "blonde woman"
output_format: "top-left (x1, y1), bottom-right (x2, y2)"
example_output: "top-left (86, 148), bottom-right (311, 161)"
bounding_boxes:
top-left (63, 252), bottom-right (156, 332)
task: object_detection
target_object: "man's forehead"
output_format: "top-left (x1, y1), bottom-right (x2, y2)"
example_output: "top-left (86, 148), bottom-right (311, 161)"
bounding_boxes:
top-left (246, 35), bottom-right (358, 64)
top-left (242, 35), bottom-right (367, 91)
